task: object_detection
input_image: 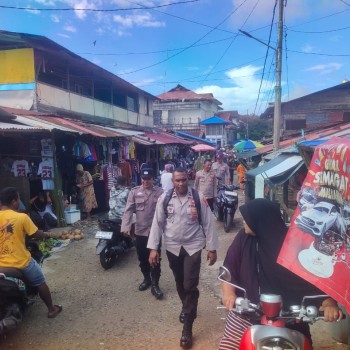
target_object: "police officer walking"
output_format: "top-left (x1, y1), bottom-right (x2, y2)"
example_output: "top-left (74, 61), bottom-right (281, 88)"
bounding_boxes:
top-left (121, 168), bottom-right (164, 299)
top-left (212, 152), bottom-right (231, 186)
top-left (148, 167), bottom-right (218, 349)
top-left (194, 159), bottom-right (217, 211)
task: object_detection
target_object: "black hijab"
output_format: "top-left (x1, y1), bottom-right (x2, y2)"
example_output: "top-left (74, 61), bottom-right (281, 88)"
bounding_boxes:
top-left (224, 198), bottom-right (322, 306)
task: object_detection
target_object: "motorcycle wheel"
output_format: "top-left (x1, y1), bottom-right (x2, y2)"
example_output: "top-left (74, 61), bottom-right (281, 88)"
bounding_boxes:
top-left (213, 203), bottom-right (223, 221)
top-left (224, 212), bottom-right (233, 233)
top-left (100, 247), bottom-right (117, 270)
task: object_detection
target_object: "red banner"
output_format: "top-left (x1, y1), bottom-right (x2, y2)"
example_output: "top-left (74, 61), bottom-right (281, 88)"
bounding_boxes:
top-left (278, 137), bottom-right (350, 313)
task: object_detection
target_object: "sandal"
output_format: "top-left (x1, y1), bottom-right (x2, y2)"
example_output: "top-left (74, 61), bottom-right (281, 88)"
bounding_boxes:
top-left (48, 304), bottom-right (63, 318)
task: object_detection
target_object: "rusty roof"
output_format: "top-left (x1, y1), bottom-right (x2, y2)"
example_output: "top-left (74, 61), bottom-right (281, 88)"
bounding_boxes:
top-left (156, 85), bottom-right (222, 105)
top-left (144, 131), bottom-right (192, 145)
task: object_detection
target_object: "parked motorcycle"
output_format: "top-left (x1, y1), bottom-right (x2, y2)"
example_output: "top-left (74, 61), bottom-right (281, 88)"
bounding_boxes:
top-left (95, 216), bottom-right (133, 270)
top-left (0, 241), bottom-right (43, 336)
top-left (213, 182), bottom-right (239, 233)
top-left (218, 266), bottom-right (344, 350)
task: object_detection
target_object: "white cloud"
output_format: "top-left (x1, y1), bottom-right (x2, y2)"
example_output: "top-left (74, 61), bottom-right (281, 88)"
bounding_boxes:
top-left (51, 14), bottom-right (60, 23)
top-left (195, 65), bottom-right (273, 114)
top-left (58, 33), bottom-right (71, 38)
top-left (34, 0), bottom-right (56, 5)
top-left (113, 12), bottom-right (165, 28)
top-left (132, 76), bottom-right (164, 87)
top-left (64, 24), bottom-right (77, 32)
top-left (305, 63), bottom-right (342, 75)
top-left (25, 8), bottom-right (41, 14)
top-left (286, 85), bottom-right (311, 101)
top-left (301, 44), bottom-right (316, 53)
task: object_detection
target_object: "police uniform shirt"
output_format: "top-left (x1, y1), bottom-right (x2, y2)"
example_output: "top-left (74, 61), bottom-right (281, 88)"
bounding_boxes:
top-left (212, 162), bottom-right (230, 185)
top-left (147, 188), bottom-right (218, 256)
top-left (121, 185), bottom-right (163, 237)
top-left (194, 170), bottom-right (217, 199)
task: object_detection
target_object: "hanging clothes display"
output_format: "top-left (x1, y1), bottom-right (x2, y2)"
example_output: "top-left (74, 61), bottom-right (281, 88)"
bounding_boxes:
top-left (11, 160), bottom-right (30, 177)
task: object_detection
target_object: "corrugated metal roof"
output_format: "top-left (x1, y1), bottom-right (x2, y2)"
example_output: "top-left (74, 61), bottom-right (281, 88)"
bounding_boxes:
top-left (199, 116), bottom-right (229, 125)
top-left (132, 135), bottom-right (160, 145)
top-left (102, 126), bottom-right (144, 137)
top-left (14, 115), bottom-right (78, 133)
top-left (144, 132), bottom-right (192, 145)
top-left (174, 131), bottom-right (215, 145)
top-left (0, 122), bottom-right (46, 131)
top-left (257, 122), bottom-right (350, 155)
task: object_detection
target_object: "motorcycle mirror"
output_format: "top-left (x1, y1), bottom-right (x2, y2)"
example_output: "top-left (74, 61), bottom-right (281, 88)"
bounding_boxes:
top-left (218, 266), bottom-right (248, 298)
top-left (218, 266), bottom-right (231, 281)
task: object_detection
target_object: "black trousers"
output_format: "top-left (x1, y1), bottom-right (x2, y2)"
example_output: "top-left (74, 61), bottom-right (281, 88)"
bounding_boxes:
top-left (135, 235), bottom-right (161, 282)
top-left (206, 198), bottom-right (214, 211)
top-left (166, 247), bottom-right (202, 319)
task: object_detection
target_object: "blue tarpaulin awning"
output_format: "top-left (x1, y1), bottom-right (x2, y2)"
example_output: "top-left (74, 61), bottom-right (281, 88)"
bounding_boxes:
top-left (174, 131), bottom-right (216, 145)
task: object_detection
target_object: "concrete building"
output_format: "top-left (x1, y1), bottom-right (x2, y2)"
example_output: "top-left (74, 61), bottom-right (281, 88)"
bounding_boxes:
top-left (0, 30), bottom-right (157, 128)
top-left (153, 84), bottom-right (222, 131)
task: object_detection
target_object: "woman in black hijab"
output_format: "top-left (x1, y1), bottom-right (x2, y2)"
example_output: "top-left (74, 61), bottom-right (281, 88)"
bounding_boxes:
top-left (219, 198), bottom-right (342, 350)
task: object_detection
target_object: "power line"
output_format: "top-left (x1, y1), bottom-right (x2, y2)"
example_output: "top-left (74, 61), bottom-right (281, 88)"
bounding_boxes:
top-left (287, 50), bottom-right (350, 57)
top-left (0, 0), bottom-right (201, 12)
top-left (283, 25), bottom-right (290, 101)
top-left (198, 0), bottom-right (261, 86)
top-left (118, 0), bottom-right (250, 76)
top-left (126, 0), bottom-right (238, 36)
top-left (79, 36), bottom-right (237, 56)
top-left (287, 25), bottom-right (350, 33)
top-left (253, 0), bottom-right (278, 115)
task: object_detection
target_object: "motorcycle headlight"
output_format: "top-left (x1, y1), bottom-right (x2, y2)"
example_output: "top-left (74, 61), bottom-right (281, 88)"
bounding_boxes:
top-left (258, 337), bottom-right (296, 350)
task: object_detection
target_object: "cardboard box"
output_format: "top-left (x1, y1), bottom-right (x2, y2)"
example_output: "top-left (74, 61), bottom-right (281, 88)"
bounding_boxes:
top-left (64, 210), bottom-right (81, 224)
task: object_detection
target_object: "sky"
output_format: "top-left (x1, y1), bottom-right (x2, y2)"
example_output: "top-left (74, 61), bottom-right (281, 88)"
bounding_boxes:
top-left (1, 0), bottom-right (350, 115)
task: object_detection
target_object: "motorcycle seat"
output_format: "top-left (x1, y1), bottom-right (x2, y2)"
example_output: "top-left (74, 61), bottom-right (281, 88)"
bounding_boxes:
top-left (0, 267), bottom-right (24, 279)
top-left (224, 191), bottom-right (238, 197)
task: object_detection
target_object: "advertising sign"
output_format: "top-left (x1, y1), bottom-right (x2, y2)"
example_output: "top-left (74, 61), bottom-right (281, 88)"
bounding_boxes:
top-left (278, 137), bottom-right (350, 313)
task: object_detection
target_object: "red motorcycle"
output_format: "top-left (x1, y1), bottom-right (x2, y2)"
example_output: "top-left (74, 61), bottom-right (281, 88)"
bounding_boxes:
top-left (218, 266), bottom-right (340, 350)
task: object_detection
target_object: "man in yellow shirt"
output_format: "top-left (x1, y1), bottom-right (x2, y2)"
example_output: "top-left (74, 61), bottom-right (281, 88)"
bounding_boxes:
top-left (0, 187), bottom-right (62, 318)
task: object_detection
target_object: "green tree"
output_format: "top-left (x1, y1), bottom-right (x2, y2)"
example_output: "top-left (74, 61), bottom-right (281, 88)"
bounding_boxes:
top-left (237, 116), bottom-right (272, 141)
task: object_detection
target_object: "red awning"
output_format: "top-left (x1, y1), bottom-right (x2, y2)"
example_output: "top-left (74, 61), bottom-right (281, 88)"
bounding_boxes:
top-left (144, 132), bottom-right (192, 145)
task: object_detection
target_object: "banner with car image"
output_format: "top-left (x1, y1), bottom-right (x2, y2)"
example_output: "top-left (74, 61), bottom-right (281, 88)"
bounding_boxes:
top-left (278, 137), bottom-right (350, 313)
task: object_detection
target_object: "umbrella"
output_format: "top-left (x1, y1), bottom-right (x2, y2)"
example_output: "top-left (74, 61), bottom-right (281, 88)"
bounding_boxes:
top-left (234, 140), bottom-right (264, 151)
top-left (191, 144), bottom-right (216, 152)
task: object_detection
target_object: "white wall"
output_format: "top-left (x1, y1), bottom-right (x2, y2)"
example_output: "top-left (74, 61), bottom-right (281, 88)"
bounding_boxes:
top-left (154, 100), bottom-right (220, 127)
top-left (37, 83), bottom-right (153, 127)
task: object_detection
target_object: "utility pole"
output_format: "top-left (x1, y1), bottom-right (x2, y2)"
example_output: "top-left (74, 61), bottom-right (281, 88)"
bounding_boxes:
top-left (273, 0), bottom-right (284, 151)
top-left (239, 0), bottom-right (284, 151)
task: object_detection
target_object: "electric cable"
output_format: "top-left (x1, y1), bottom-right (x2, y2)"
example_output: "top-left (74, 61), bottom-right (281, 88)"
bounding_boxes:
top-left (198, 0), bottom-right (261, 86)
top-left (253, 0), bottom-right (278, 115)
top-left (117, 0), bottom-right (250, 76)
top-left (0, 0), bottom-right (201, 12)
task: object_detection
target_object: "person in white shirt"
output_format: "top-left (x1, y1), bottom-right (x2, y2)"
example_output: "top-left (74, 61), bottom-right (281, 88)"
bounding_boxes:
top-left (160, 164), bottom-right (174, 192)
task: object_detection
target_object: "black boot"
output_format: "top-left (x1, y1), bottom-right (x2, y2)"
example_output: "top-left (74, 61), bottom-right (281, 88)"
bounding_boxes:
top-left (151, 282), bottom-right (164, 300)
top-left (180, 317), bottom-right (193, 349)
top-left (179, 310), bottom-right (197, 324)
top-left (138, 275), bottom-right (151, 291)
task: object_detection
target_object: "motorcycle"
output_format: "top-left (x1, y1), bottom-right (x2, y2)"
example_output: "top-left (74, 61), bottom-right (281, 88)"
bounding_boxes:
top-left (217, 266), bottom-right (344, 350)
top-left (0, 241), bottom-right (43, 336)
top-left (213, 182), bottom-right (239, 233)
top-left (95, 216), bottom-right (133, 270)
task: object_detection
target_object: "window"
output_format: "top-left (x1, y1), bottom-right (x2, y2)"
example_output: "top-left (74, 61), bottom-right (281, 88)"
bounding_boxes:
top-left (127, 96), bottom-right (138, 112)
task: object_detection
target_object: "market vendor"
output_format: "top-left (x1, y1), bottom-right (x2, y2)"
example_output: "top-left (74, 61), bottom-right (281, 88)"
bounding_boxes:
top-left (29, 191), bottom-right (57, 230)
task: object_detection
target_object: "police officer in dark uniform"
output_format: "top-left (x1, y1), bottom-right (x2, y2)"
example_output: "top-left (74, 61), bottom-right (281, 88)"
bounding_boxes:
top-left (121, 168), bottom-right (164, 299)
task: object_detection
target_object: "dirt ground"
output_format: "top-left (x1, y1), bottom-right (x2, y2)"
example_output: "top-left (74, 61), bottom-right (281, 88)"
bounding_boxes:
top-left (0, 192), bottom-right (348, 350)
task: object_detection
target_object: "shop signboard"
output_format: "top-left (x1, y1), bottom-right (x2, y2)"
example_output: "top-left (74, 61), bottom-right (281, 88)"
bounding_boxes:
top-left (278, 137), bottom-right (350, 313)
